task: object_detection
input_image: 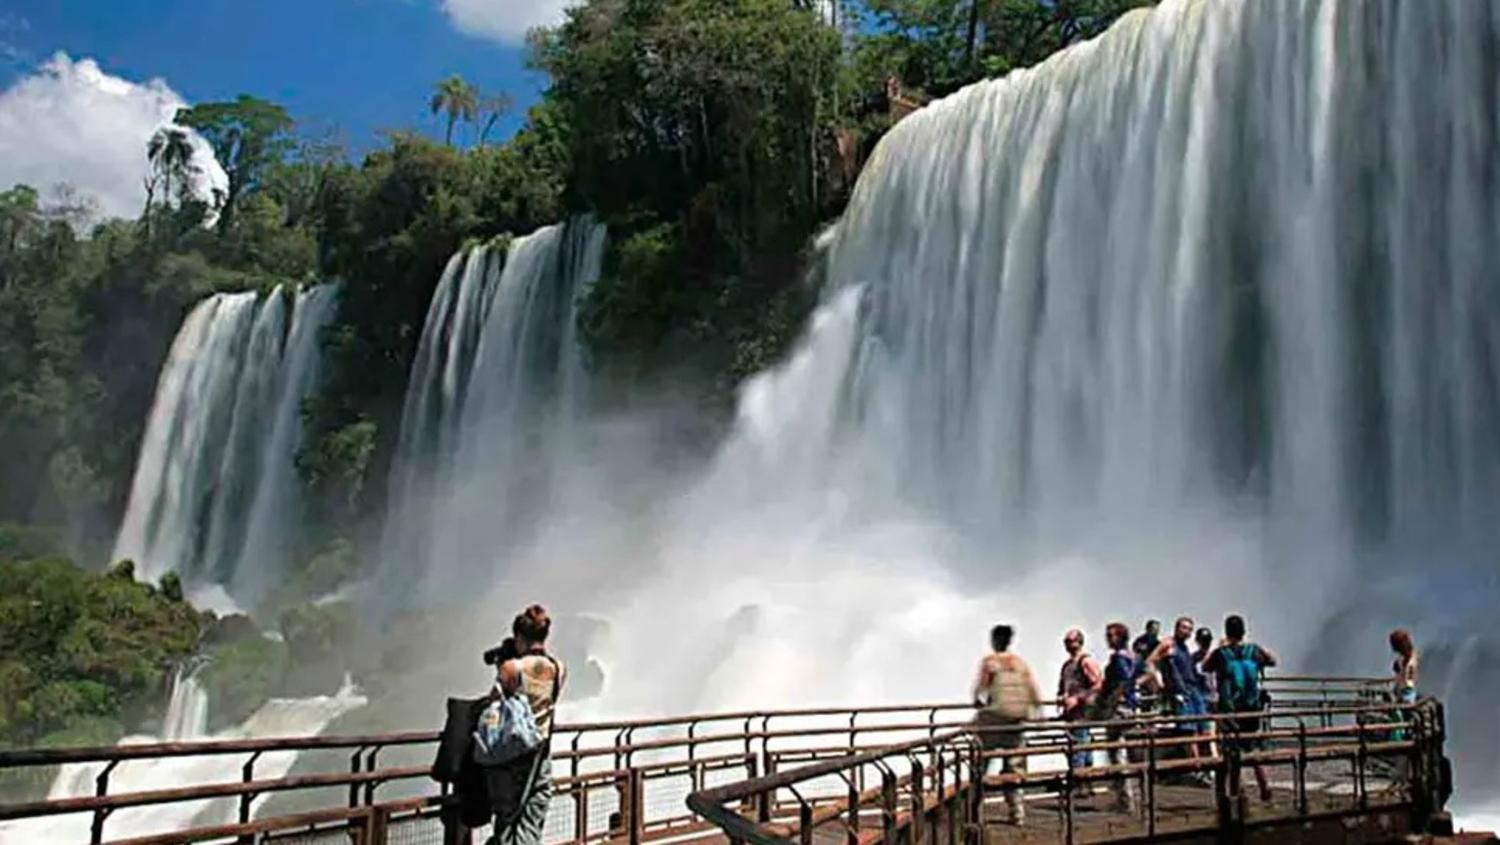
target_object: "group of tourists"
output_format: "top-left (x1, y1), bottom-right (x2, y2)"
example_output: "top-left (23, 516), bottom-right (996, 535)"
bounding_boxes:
top-left (970, 616), bottom-right (1422, 823)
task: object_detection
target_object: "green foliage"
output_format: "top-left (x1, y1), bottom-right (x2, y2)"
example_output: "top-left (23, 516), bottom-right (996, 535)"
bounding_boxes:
top-left (854, 0), bottom-right (1152, 98)
top-left (176, 95), bottom-right (295, 231)
top-left (0, 556), bottom-right (200, 748)
top-left (430, 76), bottom-right (480, 146)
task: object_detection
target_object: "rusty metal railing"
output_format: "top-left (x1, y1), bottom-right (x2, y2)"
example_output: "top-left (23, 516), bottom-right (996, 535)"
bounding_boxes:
top-left (686, 696), bottom-right (1452, 845)
top-left (0, 676), bottom-right (1404, 845)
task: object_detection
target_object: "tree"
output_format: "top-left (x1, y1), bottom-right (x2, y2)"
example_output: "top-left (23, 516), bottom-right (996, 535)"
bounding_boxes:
top-left (429, 76), bottom-right (479, 146)
top-left (145, 126), bottom-right (196, 217)
top-left (175, 96), bottom-right (295, 233)
top-left (477, 92), bottom-right (515, 149)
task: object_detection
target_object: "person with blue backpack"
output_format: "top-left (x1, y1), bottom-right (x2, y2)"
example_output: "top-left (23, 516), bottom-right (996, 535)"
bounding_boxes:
top-left (479, 605), bottom-right (567, 845)
top-left (1201, 614), bottom-right (1279, 803)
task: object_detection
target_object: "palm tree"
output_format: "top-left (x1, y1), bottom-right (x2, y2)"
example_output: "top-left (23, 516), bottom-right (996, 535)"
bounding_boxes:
top-left (147, 126), bottom-right (195, 210)
top-left (477, 93), bottom-right (515, 150)
top-left (430, 76), bottom-right (479, 147)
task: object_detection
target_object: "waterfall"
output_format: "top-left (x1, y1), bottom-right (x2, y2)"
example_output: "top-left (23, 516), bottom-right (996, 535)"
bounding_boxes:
top-left (0, 674), bottom-right (365, 844)
top-left (110, 285), bottom-right (341, 602)
top-left (160, 668), bottom-right (209, 741)
top-left (381, 218), bottom-right (606, 600)
top-left (555, 0), bottom-right (1500, 728)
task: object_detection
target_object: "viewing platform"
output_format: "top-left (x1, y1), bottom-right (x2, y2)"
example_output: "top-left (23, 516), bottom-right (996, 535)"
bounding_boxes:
top-left (0, 677), bottom-right (1486, 845)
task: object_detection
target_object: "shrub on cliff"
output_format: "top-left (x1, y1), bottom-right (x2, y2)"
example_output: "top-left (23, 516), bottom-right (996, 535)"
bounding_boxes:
top-left (0, 557), bottom-right (200, 748)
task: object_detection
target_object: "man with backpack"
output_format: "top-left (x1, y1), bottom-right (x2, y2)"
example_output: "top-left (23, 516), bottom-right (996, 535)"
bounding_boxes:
top-left (1201, 614), bottom-right (1278, 803)
top-left (484, 605), bottom-right (567, 845)
top-left (972, 624), bottom-right (1042, 824)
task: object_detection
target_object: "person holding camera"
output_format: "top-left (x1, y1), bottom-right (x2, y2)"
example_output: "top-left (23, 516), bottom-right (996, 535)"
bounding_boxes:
top-left (484, 605), bottom-right (567, 845)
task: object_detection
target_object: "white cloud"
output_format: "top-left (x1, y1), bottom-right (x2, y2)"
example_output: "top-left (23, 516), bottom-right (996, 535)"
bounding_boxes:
top-left (0, 53), bottom-right (226, 222)
top-left (440, 0), bottom-right (573, 44)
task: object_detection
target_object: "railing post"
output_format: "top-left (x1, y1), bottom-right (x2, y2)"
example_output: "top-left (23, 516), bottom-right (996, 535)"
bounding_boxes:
top-left (1146, 731), bottom-right (1157, 839)
top-left (881, 768), bottom-right (898, 845)
top-left (1063, 730), bottom-right (1075, 845)
top-left (1356, 712), bottom-right (1369, 811)
top-left (237, 750), bottom-right (264, 845)
top-left (909, 753), bottom-right (926, 845)
top-left (91, 759), bottom-right (119, 845)
top-left (368, 803), bottom-right (391, 845)
top-left (349, 746), bottom-right (366, 808)
top-left (1297, 719), bottom-right (1309, 816)
top-left (364, 746), bottom-right (382, 805)
top-left (629, 766), bottom-right (644, 845)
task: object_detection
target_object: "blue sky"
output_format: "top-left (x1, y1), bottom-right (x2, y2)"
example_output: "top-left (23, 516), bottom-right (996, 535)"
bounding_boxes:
top-left (0, 0), bottom-right (548, 155)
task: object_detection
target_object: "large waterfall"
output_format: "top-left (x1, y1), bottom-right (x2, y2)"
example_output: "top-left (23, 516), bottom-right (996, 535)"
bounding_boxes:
top-left (111, 284), bottom-right (340, 604)
top-left (497, 0), bottom-right (1500, 801)
top-left (381, 218), bottom-right (607, 601)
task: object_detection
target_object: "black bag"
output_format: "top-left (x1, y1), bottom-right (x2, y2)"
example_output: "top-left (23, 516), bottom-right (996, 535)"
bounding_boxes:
top-left (432, 695), bottom-right (497, 829)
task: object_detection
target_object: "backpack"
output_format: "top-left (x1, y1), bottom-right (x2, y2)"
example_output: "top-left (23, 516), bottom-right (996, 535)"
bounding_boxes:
top-left (473, 656), bottom-right (559, 767)
top-left (987, 655), bottom-right (1036, 721)
top-left (1216, 644), bottom-right (1265, 712)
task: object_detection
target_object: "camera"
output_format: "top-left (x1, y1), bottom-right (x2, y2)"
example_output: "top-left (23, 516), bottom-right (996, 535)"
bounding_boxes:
top-left (482, 637), bottom-right (517, 667)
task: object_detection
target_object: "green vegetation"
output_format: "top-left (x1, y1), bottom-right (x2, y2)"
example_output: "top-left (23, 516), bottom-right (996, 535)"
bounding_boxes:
top-left (0, 0), bottom-right (1147, 747)
top-left (0, 557), bottom-right (201, 748)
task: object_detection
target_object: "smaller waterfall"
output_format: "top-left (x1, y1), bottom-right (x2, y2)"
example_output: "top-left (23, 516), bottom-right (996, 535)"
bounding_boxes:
top-left (111, 284), bottom-right (341, 601)
top-left (160, 668), bottom-right (209, 741)
top-left (381, 219), bottom-right (607, 599)
top-left (0, 673), bottom-right (366, 844)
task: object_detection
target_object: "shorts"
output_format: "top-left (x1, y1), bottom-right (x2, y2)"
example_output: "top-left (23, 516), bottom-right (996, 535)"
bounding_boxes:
top-left (1219, 712), bottom-right (1265, 752)
top-left (1171, 694), bottom-right (1209, 735)
top-left (975, 710), bottom-right (1025, 751)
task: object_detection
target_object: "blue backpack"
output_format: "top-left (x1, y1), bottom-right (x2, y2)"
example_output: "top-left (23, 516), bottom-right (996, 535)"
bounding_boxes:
top-left (1217, 644), bottom-right (1265, 712)
top-left (473, 660), bottom-right (555, 767)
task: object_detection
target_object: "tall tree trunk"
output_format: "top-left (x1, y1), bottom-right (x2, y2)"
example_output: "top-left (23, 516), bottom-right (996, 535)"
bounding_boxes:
top-left (445, 113), bottom-right (456, 146)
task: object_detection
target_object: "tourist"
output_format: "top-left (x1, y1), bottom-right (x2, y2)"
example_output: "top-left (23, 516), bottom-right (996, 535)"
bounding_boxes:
top-left (1388, 628), bottom-right (1420, 742)
top-left (1390, 628), bottom-right (1419, 705)
top-left (1131, 619), bottom-right (1161, 664)
top-left (488, 605), bottom-right (567, 845)
top-left (1131, 619), bottom-right (1162, 707)
top-left (1090, 622), bottom-right (1139, 812)
top-left (1057, 628), bottom-right (1103, 778)
top-left (1193, 626), bottom-right (1218, 710)
top-left (1202, 614), bottom-right (1278, 802)
top-left (1147, 617), bottom-right (1209, 763)
top-left (972, 624), bottom-right (1041, 824)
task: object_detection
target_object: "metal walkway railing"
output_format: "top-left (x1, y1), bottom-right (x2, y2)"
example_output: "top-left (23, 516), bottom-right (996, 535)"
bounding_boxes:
top-left (0, 677), bottom-right (1444, 845)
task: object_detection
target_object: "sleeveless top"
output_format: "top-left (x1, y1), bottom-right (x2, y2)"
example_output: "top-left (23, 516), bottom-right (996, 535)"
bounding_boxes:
top-left (511, 653), bottom-right (565, 738)
top-left (1163, 641), bottom-right (1202, 699)
top-left (1058, 652), bottom-right (1096, 718)
top-left (1100, 650), bottom-right (1138, 712)
top-left (1392, 652), bottom-right (1418, 693)
top-left (981, 652), bottom-right (1037, 721)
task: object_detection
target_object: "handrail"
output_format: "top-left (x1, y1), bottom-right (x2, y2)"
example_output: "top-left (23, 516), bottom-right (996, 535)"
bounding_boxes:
top-left (686, 696), bottom-right (1448, 845)
top-left (0, 677), bottom-right (1378, 768)
top-left (0, 677), bottom-right (1423, 845)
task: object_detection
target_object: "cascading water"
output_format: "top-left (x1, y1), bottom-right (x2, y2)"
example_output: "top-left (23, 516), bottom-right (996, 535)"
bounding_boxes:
top-left (0, 671), bottom-right (365, 844)
top-left (111, 284), bottom-right (340, 605)
top-left (381, 218), bottom-right (606, 601)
